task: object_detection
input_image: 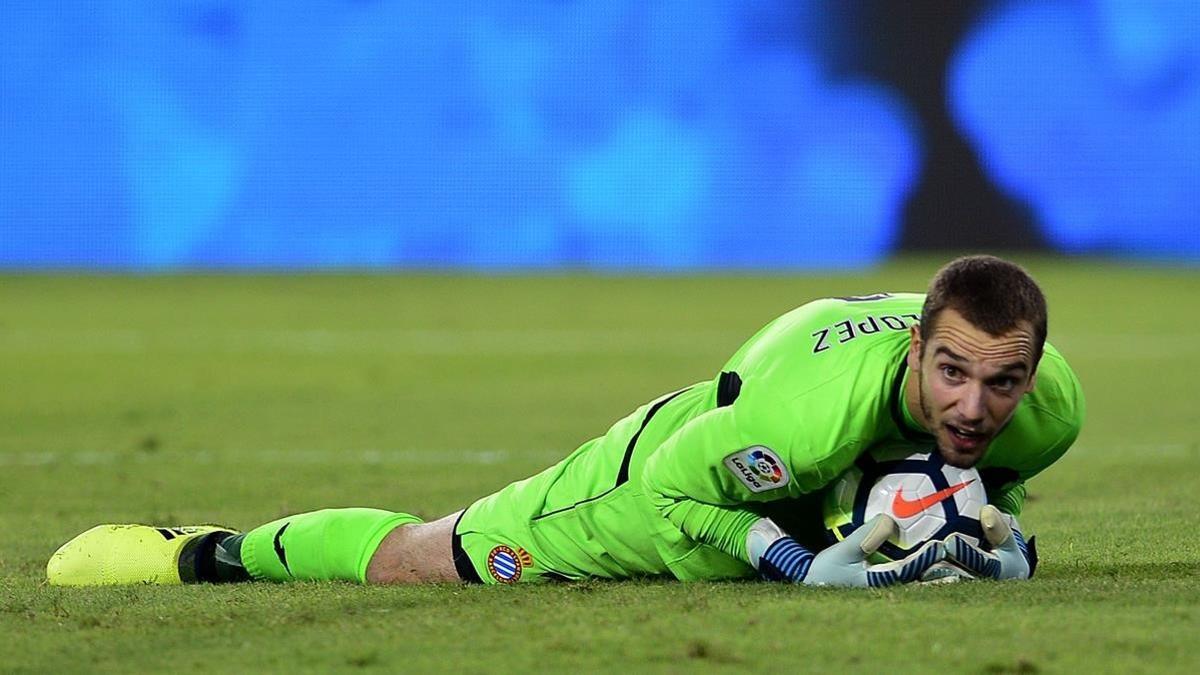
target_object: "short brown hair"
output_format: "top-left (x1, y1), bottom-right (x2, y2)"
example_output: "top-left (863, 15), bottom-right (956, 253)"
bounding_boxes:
top-left (920, 255), bottom-right (1048, 365)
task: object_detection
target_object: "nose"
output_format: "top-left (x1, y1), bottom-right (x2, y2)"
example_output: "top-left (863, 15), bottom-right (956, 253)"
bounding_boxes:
top-left (957, 383), bottom-right (987, 425)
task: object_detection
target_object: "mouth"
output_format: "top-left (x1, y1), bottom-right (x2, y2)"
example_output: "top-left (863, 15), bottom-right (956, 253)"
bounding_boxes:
top-left (945, 424), bottom-right (989, 452)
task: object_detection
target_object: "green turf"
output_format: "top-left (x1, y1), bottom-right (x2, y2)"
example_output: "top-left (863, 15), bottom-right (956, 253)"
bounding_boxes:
top-left (2, 257), bottom-right (1198, 673)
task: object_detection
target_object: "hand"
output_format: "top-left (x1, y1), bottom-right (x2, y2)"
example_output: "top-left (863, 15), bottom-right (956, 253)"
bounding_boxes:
top-left (749, 515), bottom-right (946, 587)
top-left (943, 505), bottom-right (1037, 580)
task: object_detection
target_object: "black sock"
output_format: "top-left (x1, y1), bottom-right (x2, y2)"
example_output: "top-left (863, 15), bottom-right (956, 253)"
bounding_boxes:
top-left (179, 532), bottom-right (251, 584)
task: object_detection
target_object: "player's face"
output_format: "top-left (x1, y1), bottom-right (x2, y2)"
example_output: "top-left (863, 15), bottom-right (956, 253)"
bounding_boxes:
top-left (907, 308), bottom-right (1038, 468)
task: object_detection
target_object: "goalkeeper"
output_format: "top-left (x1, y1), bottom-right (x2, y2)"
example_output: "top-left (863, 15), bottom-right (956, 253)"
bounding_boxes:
top-left (49, 255), bottom-right (1083, 588)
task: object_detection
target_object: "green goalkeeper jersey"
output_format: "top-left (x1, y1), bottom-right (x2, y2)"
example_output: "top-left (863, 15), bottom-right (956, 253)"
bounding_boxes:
top-left (457, 292), bottom-right (1084, 583)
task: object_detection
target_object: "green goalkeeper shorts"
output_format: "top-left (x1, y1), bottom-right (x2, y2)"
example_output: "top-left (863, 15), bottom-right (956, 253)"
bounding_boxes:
top-left (450, 385), bottom-right (713, 585)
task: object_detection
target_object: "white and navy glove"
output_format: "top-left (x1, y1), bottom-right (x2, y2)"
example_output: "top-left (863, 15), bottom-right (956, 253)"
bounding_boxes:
top-left (943, 505), bottom-right (1038, 580)
top-left (747, 515), bottom-right (946, 588)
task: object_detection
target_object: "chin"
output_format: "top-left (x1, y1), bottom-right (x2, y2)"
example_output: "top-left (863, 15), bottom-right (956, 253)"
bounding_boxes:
top-left (936, 442), bottom-right (985, 469)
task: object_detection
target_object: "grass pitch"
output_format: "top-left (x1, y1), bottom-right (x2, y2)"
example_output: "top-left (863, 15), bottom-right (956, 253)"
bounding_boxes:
top-left (2, 257), bottom-right (1198, 673)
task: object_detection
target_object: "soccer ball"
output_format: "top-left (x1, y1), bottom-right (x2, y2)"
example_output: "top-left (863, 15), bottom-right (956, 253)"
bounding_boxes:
top-left (823, 445), bottom-right (986, 566)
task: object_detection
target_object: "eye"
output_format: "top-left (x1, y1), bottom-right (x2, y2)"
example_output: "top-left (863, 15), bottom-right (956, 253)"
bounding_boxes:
top-left (940, 365), bottom-right (964, 382)
top-left (991, 377), bottom-right (1018, 393)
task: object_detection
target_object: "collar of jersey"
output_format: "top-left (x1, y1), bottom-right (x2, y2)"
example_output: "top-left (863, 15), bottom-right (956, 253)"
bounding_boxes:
top-left (890, 358), bottom-right (933, 441)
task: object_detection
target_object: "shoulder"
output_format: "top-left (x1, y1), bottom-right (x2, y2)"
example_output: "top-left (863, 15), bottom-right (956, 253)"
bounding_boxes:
top-left (718, 293), bottom-right (925, 474)
top-left (727, 292), bottom-right (924, 373)
top-left (984, 340), bottom-right (1085, 478)
top-left (1027, 341), bottom-right (1086, 429)
top-left (728, 293), bottom-right (924, 426)
top-left (729, 330), bottom-right (912, 491)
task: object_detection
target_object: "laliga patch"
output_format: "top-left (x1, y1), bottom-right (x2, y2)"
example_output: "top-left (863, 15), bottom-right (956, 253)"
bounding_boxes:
top-left (487, 545), bottom-right (533, 584)
top-left (724, 446), bottom-right (789, 493)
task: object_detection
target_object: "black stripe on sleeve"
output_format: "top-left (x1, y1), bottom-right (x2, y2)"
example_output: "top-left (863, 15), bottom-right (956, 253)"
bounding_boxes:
top-left (531, 386), bottom-right (693, 523)
top-left (716, 371), bottom-right (742, 407)
top-left (615, 387), bottom-right (692, 486)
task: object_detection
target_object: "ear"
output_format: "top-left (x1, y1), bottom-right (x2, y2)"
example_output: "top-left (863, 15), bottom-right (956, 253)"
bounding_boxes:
top-left (906, 324), bottom-right (922, 372)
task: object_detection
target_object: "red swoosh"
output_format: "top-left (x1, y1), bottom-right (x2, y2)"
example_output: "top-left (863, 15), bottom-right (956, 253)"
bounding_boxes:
top-left (891, 479), bottom-right (976, 519)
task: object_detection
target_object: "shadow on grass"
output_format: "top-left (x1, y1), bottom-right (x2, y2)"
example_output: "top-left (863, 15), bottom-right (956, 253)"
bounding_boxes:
top-left (1040, 560), bottom-right (1198, 581)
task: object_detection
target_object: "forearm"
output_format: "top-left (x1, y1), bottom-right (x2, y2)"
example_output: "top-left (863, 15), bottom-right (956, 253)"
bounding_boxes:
top-left (655, 496), bottom-right (762, 564)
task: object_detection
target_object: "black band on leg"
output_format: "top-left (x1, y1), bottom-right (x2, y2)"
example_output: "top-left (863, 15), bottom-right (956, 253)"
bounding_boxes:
top-left (179, 531), bottom-right (250, 584)
top-left (179, 531), bottom-right (224, 583)
top-left (177, 534), bottom-right (204, 584)
top-left (450, 511), bottom-right (482, 584)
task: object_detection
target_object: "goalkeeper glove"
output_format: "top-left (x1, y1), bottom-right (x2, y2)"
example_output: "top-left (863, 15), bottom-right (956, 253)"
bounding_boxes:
top-left (747, 515), bottom-right (946, 588)
top-left (943, 504), bottom-right (1038, 580)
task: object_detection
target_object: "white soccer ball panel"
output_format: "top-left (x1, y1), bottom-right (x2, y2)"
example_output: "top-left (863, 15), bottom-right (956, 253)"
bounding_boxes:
top-left (864, 472), bottom-right (946, 548)
top-left (940, 464), bottom-right (985, 518)
top-left (822, 447), bottom-right (989, 560)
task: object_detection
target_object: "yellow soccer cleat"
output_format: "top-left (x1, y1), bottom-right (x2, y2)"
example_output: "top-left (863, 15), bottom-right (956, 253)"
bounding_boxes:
top-left (47, 524), bottom-right (237, 586)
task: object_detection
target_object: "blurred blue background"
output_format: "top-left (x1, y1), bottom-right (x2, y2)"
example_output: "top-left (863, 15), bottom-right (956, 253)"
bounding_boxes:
top-left (1, 0), bottom-right (1198, 269)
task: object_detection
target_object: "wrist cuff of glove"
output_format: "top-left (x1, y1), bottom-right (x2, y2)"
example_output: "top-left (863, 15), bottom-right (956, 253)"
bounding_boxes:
top-left (759, 536), bottom-right (815, 583)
